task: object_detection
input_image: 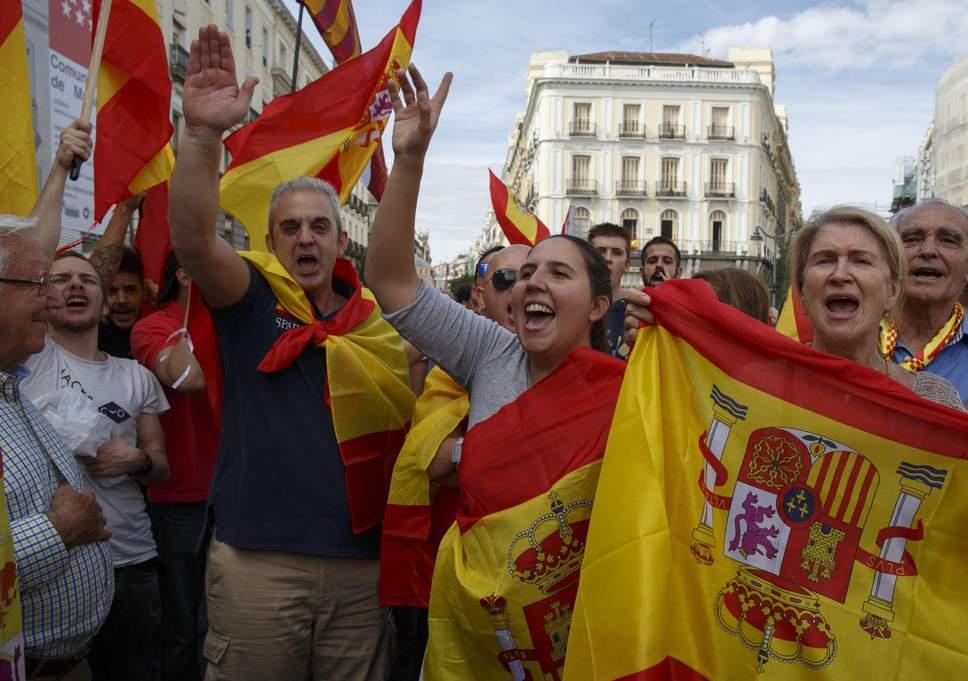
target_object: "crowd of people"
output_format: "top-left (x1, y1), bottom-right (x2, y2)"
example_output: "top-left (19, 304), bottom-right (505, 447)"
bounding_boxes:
top-left (0, 24), bottom-right (966, 681)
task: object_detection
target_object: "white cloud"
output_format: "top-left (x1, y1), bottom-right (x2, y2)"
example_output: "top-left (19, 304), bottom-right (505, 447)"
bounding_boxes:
top-left (679, 0), bottom-right (968, 70)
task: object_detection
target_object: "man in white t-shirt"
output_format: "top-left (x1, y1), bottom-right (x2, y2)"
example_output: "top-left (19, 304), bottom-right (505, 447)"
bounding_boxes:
top-left (20, 251), bottom-right (170, 681)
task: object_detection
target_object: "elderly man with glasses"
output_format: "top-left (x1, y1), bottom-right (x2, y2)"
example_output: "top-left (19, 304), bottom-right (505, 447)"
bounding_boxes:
top-left (0, 216), bottom-right (113, 681)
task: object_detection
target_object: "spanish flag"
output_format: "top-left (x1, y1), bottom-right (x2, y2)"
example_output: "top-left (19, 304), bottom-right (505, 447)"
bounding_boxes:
top-left (776, 281), bottom-right (813, 343)
top-left (0, 0), bottom-right (38, 215)
top-left (424, 348), bottom-right (624, 680)
top-left (304, 0), bottom-right (389, 200)
top-left (489, 170), bottom-right (550, 247)
top-left (240, 252), bottom-right (415, 531)
top-left (220, 0), bottom-right (420, 249)
top-left (381, 367), bottom-right (467, 607)
top-left (564, 280), bottom-right (968, 680)
top-left (91, 0), bottom-right (173, 223)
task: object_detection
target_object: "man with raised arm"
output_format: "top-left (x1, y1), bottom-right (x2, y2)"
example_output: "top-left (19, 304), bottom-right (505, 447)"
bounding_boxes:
top-left (169, 26), bottom-right (413, 681)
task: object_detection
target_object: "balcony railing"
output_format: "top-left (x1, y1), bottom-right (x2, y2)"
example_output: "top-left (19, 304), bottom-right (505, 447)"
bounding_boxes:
top-left (619, 122), bottom-right (647, 138)
top-left (760, 189), bottom-right (776, 215)
top-left (569, 121), bottom-right (596, 137)
top-left (658, 123), bottom-right (685, 140)
top-left (655, 180), bottom-right (687, 197)
top-left (705, 182), bottom-right (736, 198)
top-left (708, 124), bottom-right (735, 140)
top-left (698, 240), bottom-right (739, 254)
top-left (169, 44), bottom-right (189, 82)
top-left (566, 178), bottom-right (599, 195)
top-left (615, 180), bottom-right (647, 196)
top-left (542, 63), bottom-right (764, 87)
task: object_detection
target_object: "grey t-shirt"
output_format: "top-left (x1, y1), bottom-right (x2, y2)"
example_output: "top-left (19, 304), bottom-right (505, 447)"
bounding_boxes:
top-left (22, 337), bottom-right (169, 566)
top-left (384, 281), bottom-right (530, 427)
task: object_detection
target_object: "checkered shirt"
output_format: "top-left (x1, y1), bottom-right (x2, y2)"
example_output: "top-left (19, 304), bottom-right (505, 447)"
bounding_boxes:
top-left (0, 369), bottom-right (113, 658)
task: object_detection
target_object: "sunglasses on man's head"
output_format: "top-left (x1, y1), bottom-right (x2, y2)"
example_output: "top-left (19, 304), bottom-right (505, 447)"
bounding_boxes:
top-left (489, 268), bottom-right (517, 291)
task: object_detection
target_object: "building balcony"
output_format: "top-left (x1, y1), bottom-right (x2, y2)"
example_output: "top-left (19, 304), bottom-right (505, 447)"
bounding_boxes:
top-left (169, 44), bottom-right (189, 83)
top-left (619, 122), bottom-right (647, 139)
top-left (271, 67), bottom-right (293, 99)
top-left (569, 121), bottom-right (597, 137)
top-left (708, 125), bottom-right (735, 140)
top-left (658, 123), bottom-right (685, 140)
top-left (760, 189), bottom-right (776, 215)
top-left (615, 180), bottom-right (648, 196)
top-left (566, 178), bottom-right (599, 195)
top-left (541, 62), bottom-right (763, 87)
top-left (705, 182), bottom-right (736, 198)
top-left (655, 180), bottom-right (687, 197)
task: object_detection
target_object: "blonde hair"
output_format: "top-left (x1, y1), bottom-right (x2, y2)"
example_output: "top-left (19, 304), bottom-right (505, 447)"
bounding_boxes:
top-left (790, 206), bottom-right (906, 294)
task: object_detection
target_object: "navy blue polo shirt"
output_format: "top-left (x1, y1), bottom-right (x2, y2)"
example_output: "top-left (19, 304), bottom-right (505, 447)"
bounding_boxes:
top-left (209, 262), bottom-right (380, 558)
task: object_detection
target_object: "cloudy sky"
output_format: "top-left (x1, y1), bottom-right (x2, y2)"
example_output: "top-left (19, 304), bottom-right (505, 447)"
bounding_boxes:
top-left (285, 0), bottom-right (967, 262)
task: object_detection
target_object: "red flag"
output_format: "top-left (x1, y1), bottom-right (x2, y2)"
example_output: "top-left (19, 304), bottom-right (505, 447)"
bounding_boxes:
top-left (134, 182), bottom-right (171, 288)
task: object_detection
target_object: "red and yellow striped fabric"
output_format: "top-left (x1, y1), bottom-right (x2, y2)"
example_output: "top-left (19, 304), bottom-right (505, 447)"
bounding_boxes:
top-left (776, 281), bottom-right (813, 343)
top-left (381, 367), bottom-right (467, 607)
top-left (305, 0), bottom-right (361, 64)
top-left (91, 0), bottom-right (173, 223)
top-left (220, 0), bottom-right (420, 249)
top-left (564, 280), bottom-right (968, 681)
top-left (0, 0), bottom-right (38, 215)
top-left (240, 251), bottom-right (415, 532)
top-left (489, 169), bottom-right (550, 247)
top-left (423, 349), bottom-right (625, 680)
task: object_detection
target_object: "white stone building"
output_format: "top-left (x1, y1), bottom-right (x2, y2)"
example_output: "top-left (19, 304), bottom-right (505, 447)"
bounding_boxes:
top-left (930, 57), bottom-right (968, 206)
top-left (484, 48), bottom-right (802, 286)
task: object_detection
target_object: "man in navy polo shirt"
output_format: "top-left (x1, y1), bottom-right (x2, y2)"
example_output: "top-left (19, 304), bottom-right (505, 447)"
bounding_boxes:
top-left (168, 27), bottom-right (412, 681)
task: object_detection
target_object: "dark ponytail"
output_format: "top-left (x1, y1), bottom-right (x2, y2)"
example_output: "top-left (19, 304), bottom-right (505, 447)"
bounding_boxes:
top-left (545, 235), bottom-right (613, 353)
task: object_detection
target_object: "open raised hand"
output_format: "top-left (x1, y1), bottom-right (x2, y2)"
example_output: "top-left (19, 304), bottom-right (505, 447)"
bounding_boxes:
top-left (184, 25), bottom-right (258, 135)
top-left (387, 64), bottom-right (453, 161)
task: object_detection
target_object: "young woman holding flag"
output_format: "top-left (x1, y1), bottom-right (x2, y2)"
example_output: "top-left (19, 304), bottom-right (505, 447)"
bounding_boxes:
top-left (365, 65), bottom-right (628, 680)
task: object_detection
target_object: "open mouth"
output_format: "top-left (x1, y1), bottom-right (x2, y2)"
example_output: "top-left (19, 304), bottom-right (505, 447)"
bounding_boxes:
top-left (524, 302), bottom-right (556, 332)
top-left (911, 266), bottom-right (944, 281)
top-left (824, 294), bottom-right (859, 320)
top-left (65, 295), bottom-right (89, 309)
top-left (295, 254), bottom-right (319, 272)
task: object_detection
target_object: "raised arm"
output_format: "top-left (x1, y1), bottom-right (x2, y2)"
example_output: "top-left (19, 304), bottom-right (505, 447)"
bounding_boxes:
top-left (29, 120), bottom-right (92, 256)
top-left (364, 65), bottom-right (452, 313)
top-left (169, 25), bottom-right (257, 309)
top-left (88, 193), bottom-right (143, 290)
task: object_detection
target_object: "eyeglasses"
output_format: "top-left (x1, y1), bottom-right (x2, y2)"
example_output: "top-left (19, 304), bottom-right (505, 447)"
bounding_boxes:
top-left (476, 262), bottom-right (489, 279)
top-left (489, 268), bottom-right (517, 292)
top-left (0, 273), bottom-right (49, 295)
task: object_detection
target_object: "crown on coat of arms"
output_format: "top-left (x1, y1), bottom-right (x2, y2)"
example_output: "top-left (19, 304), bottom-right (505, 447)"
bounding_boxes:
top-left (506, 492), bottom-right (593, 594)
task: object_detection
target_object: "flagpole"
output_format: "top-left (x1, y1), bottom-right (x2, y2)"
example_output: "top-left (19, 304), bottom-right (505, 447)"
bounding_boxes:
top-left (70, 0), bottom-right (112, 181)
top-left (291, 0), bottom-right (305, 94)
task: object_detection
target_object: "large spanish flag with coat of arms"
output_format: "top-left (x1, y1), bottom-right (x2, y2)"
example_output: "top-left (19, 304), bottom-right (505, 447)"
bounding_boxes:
top-left (424, 348), bottom-right (624, 680)
top-left (564, 280), bottom-right (968, 680)
top-left (220, 0), bottom-right (420, 249)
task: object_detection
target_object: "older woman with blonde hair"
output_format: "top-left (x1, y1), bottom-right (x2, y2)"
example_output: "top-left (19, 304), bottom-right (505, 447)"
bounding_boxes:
top-left (791, 205), bottom-right (963, 408)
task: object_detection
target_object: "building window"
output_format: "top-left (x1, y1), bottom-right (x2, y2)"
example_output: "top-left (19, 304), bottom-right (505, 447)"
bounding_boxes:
top-left (572, 154), bottom-right (590, 180)
top-left (280, 42), bottom-right (288, 67)
top-left (244, 6), bottom-right (252, 49)
top-left (660, 157), bottom-right (680, 193)
top-left (262, 27), bottom-right (269, 67)
top-left (172, 111), bottom-right (182, 152)
top-left (619, 156), bottom-right (640, 194)
top-left (621, 208), bottom-right (639, 234)
top-left (709, 210), bottom-right (726, 251)
top-left (710, 158), bottom-right (729, 191)
top-left (710, 106), bottom-right (732, 139)
top-left (622, 104), bottom-right (641, 136)
top-left (660, 209), bottom-right (678, 240)
top-left (660, 105), bottom-right (682, 138)
top-left (225, 0), bottom-right (233, 30)
top-left (574, 207), bottom-right (591, 237)
top-left (572, 102), bottom-right (593, 135)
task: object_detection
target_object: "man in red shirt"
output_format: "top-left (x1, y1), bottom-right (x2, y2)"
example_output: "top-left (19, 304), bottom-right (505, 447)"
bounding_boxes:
top-left (131, 252), bottom-right (219, 681)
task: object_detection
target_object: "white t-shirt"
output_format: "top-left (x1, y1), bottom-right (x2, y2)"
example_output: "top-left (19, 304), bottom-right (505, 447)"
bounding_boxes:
top-left (21, 337), bottom-right (170, 567)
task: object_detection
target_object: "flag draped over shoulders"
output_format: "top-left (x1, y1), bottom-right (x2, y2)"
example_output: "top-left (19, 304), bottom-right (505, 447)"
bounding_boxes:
top-left (92, 0), bottom-right (173, 223)
top-left (219, 0), bottom-right (420, 246)
top-left (381, 367), bottom-right (468, 607)
top-left (240, 252), bottom-right (415, 532)
top-left (489, 170), bottom-right (550, 247)
top-left (424, 348), bottom-right (624, 680)
top-left (0, 0), bottom-right (38, 215)
top-left (565, 280), bottom-right (968, 681)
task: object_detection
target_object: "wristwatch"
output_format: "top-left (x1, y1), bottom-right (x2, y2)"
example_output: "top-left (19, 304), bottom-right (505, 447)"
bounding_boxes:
top-left (138, 450), bottom-right (154, 476)
top-left (450, 437), bottom-right (464, 466)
